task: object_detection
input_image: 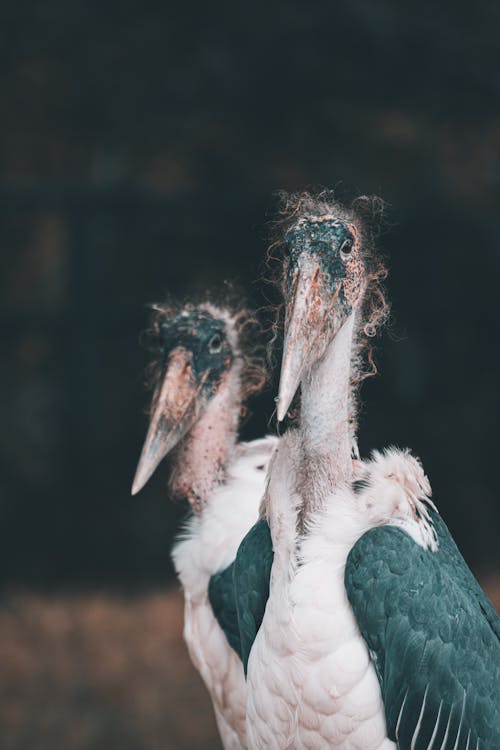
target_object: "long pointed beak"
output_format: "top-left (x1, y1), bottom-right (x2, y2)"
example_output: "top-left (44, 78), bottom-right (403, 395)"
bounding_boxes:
top-left (277, 260), bottom-right (340, 421)
top-left (131, 348), bottom-right (205, 495)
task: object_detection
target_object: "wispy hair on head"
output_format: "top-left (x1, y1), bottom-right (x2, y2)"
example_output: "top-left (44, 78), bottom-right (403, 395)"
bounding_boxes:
top-left (265, 188), bottom-right (390, 391)
top-left (141, 286), bottom-right (268, 413)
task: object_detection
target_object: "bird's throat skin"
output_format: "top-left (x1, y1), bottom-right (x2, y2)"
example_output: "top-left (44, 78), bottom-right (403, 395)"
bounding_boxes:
top-left (169, 362), bottom-right (243, 513)
top-left (296, 313), bottom-right (356, 525)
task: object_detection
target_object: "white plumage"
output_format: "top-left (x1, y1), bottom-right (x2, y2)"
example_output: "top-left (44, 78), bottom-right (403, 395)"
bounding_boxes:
top-left (248, 441), bottom-right (422, 746)
top-left (173, 436), bottom-right (277, 750)
top-left (247, 438), bottom-right (436, 749)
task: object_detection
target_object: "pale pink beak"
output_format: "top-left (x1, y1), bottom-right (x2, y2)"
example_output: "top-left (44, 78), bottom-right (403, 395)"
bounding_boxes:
top-left (277, 258), bottom-right (342, 422)
top-left (131, 348), bottom-right (206, 495)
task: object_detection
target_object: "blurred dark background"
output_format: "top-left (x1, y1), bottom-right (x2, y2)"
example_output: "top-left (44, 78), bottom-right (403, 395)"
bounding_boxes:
top-left (0, 1), bottom-right (499, 747)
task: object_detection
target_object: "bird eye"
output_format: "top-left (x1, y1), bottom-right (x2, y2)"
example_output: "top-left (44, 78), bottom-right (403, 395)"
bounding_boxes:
top-left (208, 333), bottom-right (223, 354)
top-left (340, 238), bottom-right (354, 260)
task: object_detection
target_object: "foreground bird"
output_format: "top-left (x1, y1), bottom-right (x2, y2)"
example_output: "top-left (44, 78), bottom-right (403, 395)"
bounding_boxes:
top-left (243, 193), bottom-right (500, 749)
top-left (131, 300), bottom-right (277, 750)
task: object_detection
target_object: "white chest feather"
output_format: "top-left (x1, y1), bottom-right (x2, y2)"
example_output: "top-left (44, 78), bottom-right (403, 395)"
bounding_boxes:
top-left (247, 538), bottom-right (394, 750)
top-left (172, 436), bottom-right (278, 750)
top-left (247, 442), bottom-right (432, 749)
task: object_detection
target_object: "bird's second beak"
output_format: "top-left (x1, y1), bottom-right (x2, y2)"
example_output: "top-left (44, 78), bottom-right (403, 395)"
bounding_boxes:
top-left (131, 348), bottom-right (205, 495)
top-left (277, 258), bottom-right (341, 422)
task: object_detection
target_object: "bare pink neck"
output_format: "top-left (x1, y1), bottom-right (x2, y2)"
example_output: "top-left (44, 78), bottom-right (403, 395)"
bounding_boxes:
top-left (298, 314), bottom-right (356, 520)
top-left (168, 366), bottom-right (242, 513)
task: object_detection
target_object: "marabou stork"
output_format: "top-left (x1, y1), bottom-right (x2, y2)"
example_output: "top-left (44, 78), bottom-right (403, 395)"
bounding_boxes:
top-left (241, 193), bottom-right (500, 749)
top-left (131, 300), bottom-right (278, 750)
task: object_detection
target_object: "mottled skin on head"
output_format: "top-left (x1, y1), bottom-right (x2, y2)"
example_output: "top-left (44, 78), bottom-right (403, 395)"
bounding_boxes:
top-left (284, 215), bottom-right (365, 328)
top-left (268, 191), bottom-right (389, 425)
top-left (146, 299), bottom-right (266, 406)
top-left (133, 300), bottom-right (267, 512)
top-left (162, 307), bottom-right (240, 511)
top-left (157, 308), bottom-right (235, 410)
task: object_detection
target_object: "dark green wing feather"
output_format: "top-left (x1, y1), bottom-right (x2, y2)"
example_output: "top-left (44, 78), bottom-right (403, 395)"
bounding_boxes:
top-left (209, 561), bottom-right (242, 659)
top-left (345, 511), bottom-right (500, 749)
top-left (233, 518), bottom-right (273, 674)
top-left (208, 518), bottom-right (274, 671)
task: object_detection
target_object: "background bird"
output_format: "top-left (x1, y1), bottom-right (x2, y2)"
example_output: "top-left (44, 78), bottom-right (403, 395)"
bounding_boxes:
top-left (132, 299), bottom-right (278, 750)
top-left (242, 192), bottom-right (500, 749)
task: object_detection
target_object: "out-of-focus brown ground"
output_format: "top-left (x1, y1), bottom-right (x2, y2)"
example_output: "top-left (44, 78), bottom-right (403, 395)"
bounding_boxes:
top-left (0, 588), bottom-right (221, 750)
top-left (0, 579), bottom-right (499, 750)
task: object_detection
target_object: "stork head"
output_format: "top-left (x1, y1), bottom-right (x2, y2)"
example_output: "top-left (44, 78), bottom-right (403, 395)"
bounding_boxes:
top-left (276, 194), bottom-right (387, 421)
top-left (132, 303), bottom-right (245, 496)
